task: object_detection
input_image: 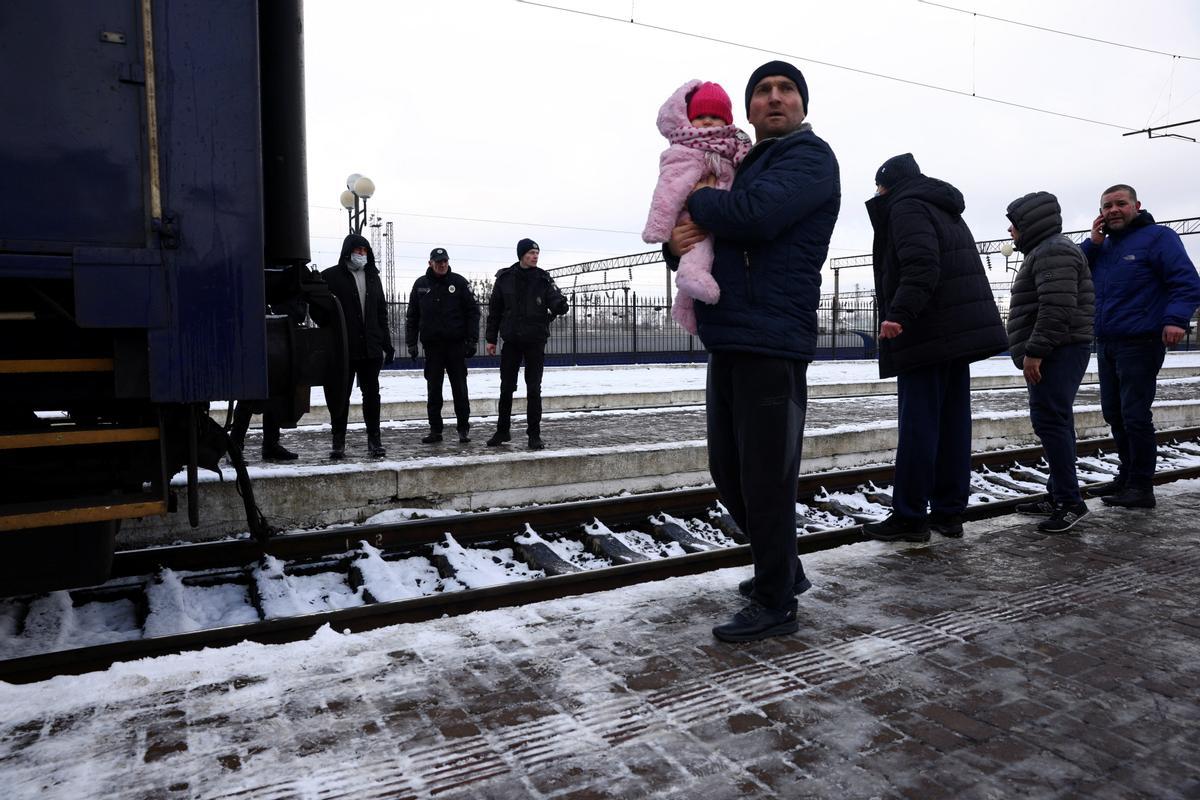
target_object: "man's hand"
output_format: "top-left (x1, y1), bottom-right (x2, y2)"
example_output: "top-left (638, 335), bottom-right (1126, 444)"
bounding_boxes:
top-left (1023, 355), bottom-right (1043, 385)
top-left (464, 340), bottom-right (477, 358)
top-left (486, 342), bottom-right (497, 356)
top-left (690, 174), bottom-right (718, 194)
top-left (667, 221), bottom-right (708, 258)
top-left (384, 348), bottom-right (396, 366)
top-left (1163, 324), bottom-right (1187, 346)
top-left (1090, 213), bottom-right (1106, 246)
top-left (879, 320), bottom-right (903, 339)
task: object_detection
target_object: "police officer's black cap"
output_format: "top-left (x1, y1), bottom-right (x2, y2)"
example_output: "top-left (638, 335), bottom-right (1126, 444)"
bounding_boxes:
top-left (430, 247), bottom-right (449, 261)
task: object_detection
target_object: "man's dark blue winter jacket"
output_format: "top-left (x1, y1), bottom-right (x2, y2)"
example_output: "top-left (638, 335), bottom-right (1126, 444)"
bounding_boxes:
top-left (685, 125), bottom-right (840, 360)
top-left (1080, 210), bottom-right (1200, 339)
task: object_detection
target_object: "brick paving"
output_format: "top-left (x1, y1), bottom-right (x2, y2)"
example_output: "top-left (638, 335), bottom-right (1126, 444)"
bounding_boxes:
top-left (3, 486), bottom-right (1199, 798)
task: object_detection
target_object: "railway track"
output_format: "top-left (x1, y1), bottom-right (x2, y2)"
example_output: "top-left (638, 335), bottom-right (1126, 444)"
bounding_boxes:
top-left (3, 428), bottom-right (1200, 684)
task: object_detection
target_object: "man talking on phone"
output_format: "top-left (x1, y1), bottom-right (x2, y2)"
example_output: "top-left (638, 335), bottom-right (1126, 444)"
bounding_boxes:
top-left (1081, 184), bottom-right (1200, 509)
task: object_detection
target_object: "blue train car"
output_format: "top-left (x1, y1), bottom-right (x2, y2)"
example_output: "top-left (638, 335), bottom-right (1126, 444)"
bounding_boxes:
top-left (0, 1), bottom-right (342, 593)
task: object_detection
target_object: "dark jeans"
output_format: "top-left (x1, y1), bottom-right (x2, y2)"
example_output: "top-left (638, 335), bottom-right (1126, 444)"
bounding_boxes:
top-left (331, 357), bottom-right (382, 441)
top-left (892, 360), bottom-right (972, 519)
top-left (497, 340), bottom-right (546, 438)
top-left (1027, 343), bottom-right (1091, 506)
top-left (707, 352), bottom-right (808, 613)
top-left (230, 403), bottom-right (280, 453)
top-left (1097, 336), bottom-right (1166, 487)
top-left (424, 341), bottom-right (470, 434)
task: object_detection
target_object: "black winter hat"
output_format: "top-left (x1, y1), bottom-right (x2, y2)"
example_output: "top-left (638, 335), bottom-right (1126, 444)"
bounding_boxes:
top-left (744, 60), bottom-right (809, 115)
top-left (517, 238), bottom-right (539, 260)
top-left (430, 247), bottom-right (449, 261)
top-left (875, 153), bottom-right (921, 189)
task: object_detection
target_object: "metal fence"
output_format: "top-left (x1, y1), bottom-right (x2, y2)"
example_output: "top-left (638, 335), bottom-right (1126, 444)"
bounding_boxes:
top-left (387, 290), bottom-right (1199, 368)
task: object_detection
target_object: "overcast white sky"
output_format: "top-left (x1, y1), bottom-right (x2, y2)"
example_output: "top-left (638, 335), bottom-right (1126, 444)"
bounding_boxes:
top-left (301, 0), bottom-right (1200, 299)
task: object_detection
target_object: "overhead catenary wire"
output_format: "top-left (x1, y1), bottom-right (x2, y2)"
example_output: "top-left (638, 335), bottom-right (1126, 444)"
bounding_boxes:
top-left (917, 0), bottom-right (1200, 61)
top-left (516, 0), bottom-right (1138, 131)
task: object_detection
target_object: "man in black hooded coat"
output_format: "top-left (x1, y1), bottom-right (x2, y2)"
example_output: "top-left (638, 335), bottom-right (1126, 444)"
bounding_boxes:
top-left (321, 233), bottom-right (394, 458)
top-left (863, 154), bottom-right (1007, 541)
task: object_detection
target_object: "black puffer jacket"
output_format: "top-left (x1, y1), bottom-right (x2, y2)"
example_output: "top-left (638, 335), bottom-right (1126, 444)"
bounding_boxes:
top-left (485, 264), bottom-right (569, 345)
top-left (405, 267), bottom-right (480, 347)
top-left (1005, 192), bottom-right (1094, 368)
top-left (320, 234), bottom-right (393, 362)
top-left (866, 175), bottom-right (1007, 378)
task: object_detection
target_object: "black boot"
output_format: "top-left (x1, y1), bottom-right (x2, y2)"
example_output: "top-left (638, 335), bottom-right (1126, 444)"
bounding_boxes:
top-left (486, 430), bottom-right (511, 447)
top-left (421, 431), bottom-right (443, 444)
top-left (330, 428), bottom-right (346, 460)
top-left (1101, 485), bottom-right (1155, 508)
top-left (262, 442), bottom-right (299, 462)
top-left (928, 512), bottom-right (964, 537)
top-left (863, 514), bottom-right (930, 543)
top-left (458, 428), bottom-right (471, 444)
top-left (712, 601), bottom-right (799, 643)
top-left (1088, 478), bottom-right (1127, 498)
top-left (367, 431), bottom-right (386, 457)
top-left (738, 574), bottom-right (813, 598)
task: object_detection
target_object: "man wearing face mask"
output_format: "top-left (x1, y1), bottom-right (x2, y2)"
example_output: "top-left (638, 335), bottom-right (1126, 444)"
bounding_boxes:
top-left (321, 233), bottom-right (394, 458)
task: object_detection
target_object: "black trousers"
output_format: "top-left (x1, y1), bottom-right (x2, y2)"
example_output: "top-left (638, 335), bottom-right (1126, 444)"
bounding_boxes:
top-left (424, 341), bottom-right (470, 434)
top-left (707, 352), bottom-right (809, 612)
top-left (230, 403), bottom-right (280, 453)
top-left (497, 340), bottom-right (545, 438)
top-left (331, 357), bottom-right (382, 441)
top-left (891, 361), bottom-right (972, 519)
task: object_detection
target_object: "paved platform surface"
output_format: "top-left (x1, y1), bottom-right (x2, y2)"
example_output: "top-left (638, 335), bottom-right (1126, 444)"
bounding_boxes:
top-left (4, 484), bottom-right (1199, 799)
top-left (239, 380), bottom-right (1199, 467)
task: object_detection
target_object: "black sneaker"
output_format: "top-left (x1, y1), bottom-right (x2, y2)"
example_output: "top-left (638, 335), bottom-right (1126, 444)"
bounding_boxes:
top-left (928, 512), bottom-right (964, 538)
top-left (528, 437), bottom-right (545, 451)
top-left (712, 601), bottom-right (799, 643)
top-left (486, 432), bottom-right (511, 447)
top-left (262, 443), bottom-right (299, 462)
top-left (458, 430), bottom-right (471, 444)
top-left (863, 514), bottom-right (930, 543)
top-left (738, 575), bottom-right (813, 598)
top-left (421, 432), bottom-right (443, 444)
top-left (1015, 499), bottom-right (1056, 515)
top-left (1101, 486), bottom-right (1156, 508)
top-left (1038, 502), bottom-right (1089, 533)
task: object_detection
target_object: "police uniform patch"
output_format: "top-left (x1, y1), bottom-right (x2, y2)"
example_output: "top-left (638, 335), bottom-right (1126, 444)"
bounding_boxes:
top-left (449, 285), bottom-right (456, 293)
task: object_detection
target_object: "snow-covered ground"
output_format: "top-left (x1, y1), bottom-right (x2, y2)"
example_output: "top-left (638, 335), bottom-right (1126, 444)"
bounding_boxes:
top-left (325, 352), bottom-right (1200, 405)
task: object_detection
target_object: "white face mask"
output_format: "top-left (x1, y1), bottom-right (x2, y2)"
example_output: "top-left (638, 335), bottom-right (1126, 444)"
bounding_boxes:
top-left (349, 252), bottom-right (368, 270)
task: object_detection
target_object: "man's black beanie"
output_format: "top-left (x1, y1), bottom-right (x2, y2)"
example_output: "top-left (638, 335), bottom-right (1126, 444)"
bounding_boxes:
top-left (875, 153), bottom-right (921, 189)
top-left (517, 238), bottom-right (539, 260)
top-left (744, 60), bottom-right (809, 115)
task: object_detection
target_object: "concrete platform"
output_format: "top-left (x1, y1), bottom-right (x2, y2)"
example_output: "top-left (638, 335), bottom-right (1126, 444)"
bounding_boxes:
top-left (122, 378), bottom-right (1200, 546)
top-left (5, 484), bottom-right (1199, 799)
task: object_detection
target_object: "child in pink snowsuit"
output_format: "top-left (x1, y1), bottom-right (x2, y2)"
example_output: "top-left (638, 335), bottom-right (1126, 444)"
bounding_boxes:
top-left (642, 80), bottom-right (751, 335)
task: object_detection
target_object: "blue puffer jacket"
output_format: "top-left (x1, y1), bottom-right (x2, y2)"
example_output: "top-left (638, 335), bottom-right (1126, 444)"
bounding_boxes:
top-left (1080, 210), bottom-right (1200, 339)
top-left (685, 124), bottom-right (840, 360)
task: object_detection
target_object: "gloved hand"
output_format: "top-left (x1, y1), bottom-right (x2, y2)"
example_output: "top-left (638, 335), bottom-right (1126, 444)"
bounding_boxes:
top-left (464, 340), bottom-right (477, 358)
top-left (407, 346), bottom-right (419, 364)
top-left (384, 348), bottom-right (396, 366)
top-left (552, 297), bottom-right (569, 316)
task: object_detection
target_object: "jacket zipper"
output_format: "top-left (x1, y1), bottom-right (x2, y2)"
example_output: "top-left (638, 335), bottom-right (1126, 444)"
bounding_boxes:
top-left (744, 250), bottom-right (756, 303)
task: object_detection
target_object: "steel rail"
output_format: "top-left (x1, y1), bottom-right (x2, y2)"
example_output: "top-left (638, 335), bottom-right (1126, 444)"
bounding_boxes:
top-left (3, 428), bottom-right (1199, 684)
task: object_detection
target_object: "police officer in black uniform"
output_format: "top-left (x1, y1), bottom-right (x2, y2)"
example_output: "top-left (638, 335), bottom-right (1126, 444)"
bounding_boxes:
top-left (484, 239), bottom-right (569, 450)
top-left (405, 247), bottom-right (480, 443)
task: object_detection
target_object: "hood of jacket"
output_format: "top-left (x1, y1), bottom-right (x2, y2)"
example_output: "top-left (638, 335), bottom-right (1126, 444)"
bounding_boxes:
top-left (886, 175), bottom-right (965, 215)
top-left (1006, 191), bottom-right (1062, 254)
top-left (656, 79), bottom-right (752, 158)
top-left (338, 233), bottom-right (377, 271)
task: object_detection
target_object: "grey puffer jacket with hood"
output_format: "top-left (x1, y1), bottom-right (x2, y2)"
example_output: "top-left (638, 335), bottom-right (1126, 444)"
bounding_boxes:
top-left (1005, 192), bottom-right (1094, 368)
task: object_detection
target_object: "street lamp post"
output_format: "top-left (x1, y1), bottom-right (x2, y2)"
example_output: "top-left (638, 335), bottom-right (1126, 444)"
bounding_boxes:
top-left (340, 173), bottom-right (376, 234)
